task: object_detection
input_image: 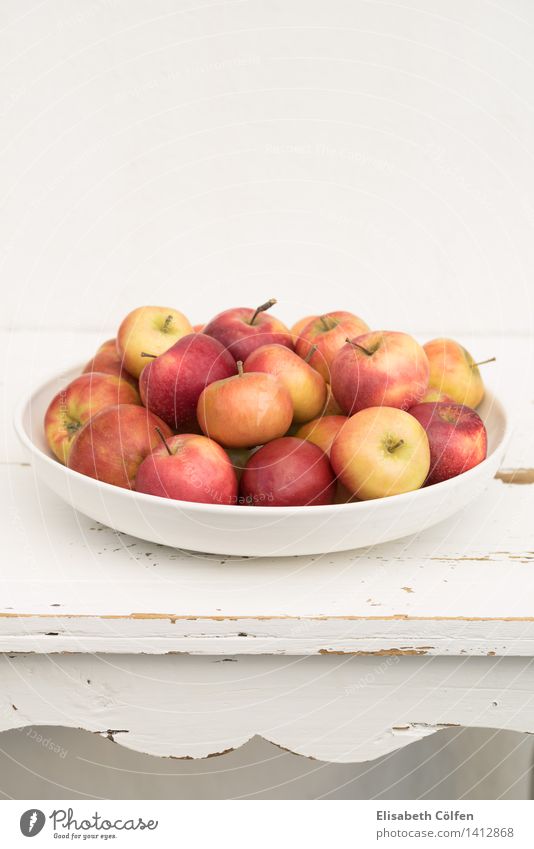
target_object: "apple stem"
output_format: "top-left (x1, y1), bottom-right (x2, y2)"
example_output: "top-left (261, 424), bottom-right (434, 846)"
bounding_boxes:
top-left (162, 314), bottom-right (173, 333)
top-left (387, 438), bottom-right (404, 453)
top-left (155, 427), bottom-right (173, 456)
top-left (345, 337), bottom-right (373, 356)
top-left (237, 360), bottom-right (244, 376)
top-left (250, 298), bottom-right (277, 325)
top-left (141, 352), bottom-right (157, 358)
top-left (304, 344), bottom-right (317, 364)
top-left (471, 356), bottom-right (496, 368)
top-left (319, 314), bottom-right (338, 331)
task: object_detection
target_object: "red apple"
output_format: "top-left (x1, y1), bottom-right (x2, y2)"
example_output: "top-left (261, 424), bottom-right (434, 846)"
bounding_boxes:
top-left (45, 372), bottom-right (140, 464)
top-left (197, 364), bottom-right (293, 448)
top-left (331, 407), bottom-right (430, 499)
top-left (295, 415), bottom-right (347, 457)
top-left (203, 298), bottom-right (293, 361)
top-left (423, 338), bottom-right (494, 408)
top-left (409, 402), bottom-right (487, 485)
top-left (240, 437), bottom-right (336, 506)
top-left (244, 343), bottom-right (327, 423)
top-left (67, 404), bottom-right (173, 489)
top-left (135, 433), bottom-right (238, 504)
top-left (83, 339), bottom-right (137, 386)
top-left (295, 311), bottom-right (369, 381)
top-left (139, 333), bottom-right (236, 431)
top-left (117, 306), bottom-right (193, 378)
top-left (331, 330), bottom-right (429, 415)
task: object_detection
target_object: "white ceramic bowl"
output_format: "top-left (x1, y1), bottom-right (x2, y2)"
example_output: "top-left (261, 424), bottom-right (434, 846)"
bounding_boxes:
top-left (15, 366), bottom-right (509, 557)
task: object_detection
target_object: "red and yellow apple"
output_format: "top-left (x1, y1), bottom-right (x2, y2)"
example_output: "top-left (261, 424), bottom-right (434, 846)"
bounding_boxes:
top-left (423, 338), bottom-right (492, 408)
top-left (68, 404), bottom-right (172, 489)
top-left (240, 436), bottom-right (336, 506)
top-left (197, 364), bottom-right (293, 448)
top-left (139, 333), bottom-right (236, 431)
top-left (44, 372), bottom-right (140, 464)
top-left (290, 315), bottom-right (315, 344)
top-left (117, 306), bottom-right (193, 378)
top-left (295, 311), bottom-right (369, 381)
top-left (409, 402), bottom-right (487, 485)
top-left (244, 343), bottom-right (327, 423)
top-left (331, 330), bottom-right (429, 415)
top-left (420, 388), bottom-right (454, 404)
top-left (330, 406), bottom-right (430, 499)
top-left (83, 339), bottom-right (137, 386)
top-left (203, 299), bottom-right (293, 362)
top-left (295, 415), bottom-right (347, 457)
top-left (135, 433), bottom-right (238, 504)
top-left (323, 383), bottom-right (343, 416)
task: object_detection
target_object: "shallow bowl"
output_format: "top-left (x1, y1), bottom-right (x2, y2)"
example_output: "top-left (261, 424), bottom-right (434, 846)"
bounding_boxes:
top-left (15, 366), bottom-right (509, 557)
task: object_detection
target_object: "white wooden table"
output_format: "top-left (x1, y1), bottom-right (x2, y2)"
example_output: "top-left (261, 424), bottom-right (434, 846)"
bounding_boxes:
top-left (1, 329), bottom-right (533, 763)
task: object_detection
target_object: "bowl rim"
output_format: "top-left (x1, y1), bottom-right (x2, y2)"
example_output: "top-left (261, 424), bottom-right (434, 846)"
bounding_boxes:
top-left (14, 364), bottom-right (510, 517)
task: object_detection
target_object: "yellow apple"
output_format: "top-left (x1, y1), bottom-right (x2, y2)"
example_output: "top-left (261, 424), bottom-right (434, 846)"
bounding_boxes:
top-left (330, 407), bottom-right (430, 499)
top-left (117, 306), bottom-right (193, 378)
top-left (423, 338), bottom-right (494, 408)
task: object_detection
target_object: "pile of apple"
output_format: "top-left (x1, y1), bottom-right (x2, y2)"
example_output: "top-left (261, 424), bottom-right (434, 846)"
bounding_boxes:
top-left (44, 300), bottom-right (492, 507)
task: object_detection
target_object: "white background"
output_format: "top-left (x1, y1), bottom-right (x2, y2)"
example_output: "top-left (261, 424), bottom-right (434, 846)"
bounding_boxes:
top-left (1, 0), bottom-right (533, 336)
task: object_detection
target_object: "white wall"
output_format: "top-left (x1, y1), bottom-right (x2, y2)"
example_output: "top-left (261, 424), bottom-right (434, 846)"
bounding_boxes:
top-left (1, 0), bottom-right (533, 336)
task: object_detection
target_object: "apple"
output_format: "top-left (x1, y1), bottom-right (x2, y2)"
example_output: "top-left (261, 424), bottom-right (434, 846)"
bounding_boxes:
top-left (330, 407), bottom-right (430, 499)
top-left (409, 402), bottom-right (487, 485)
top-left (295, 415), bottom-right (347, 457)
top-left (44, 372), bottom-right (140, 464)
top-left (203, 298), bottom-right (293, 361)
top-left (83, 339), bottom-right (137, 386)
top-left (193, 323), bottom-right (205, 333)
top-left (197, 362), bottom-right (293, 448)
top-left (290, 315), bottom-right (315, 344)
top-left (139, 333), bottom-right (236, 432)
top-left (420, 388), bottom-right (454, 404)
top-left (240, 437), bottom-right (336, 506)
top-left (135, 432), bottom-right (238, 504)
top-left (423, 338), bottom-right (494, 408)
top-left (243, 343), bottom-right (327, 423)
top-left (68, 404), bottom-right (172, 489)
top-left (334, 482), bottom-right (356, 504)
top-left (225, 447), bottom-right (256, 481)
top-left (117, 306), bottom-right (193, 378)
top-left (295, 311), bottom-right (369, 381)
top-left (323, 383), bottom-right (343, 416)
top-left (331, 330), bottom-right (429, 415)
